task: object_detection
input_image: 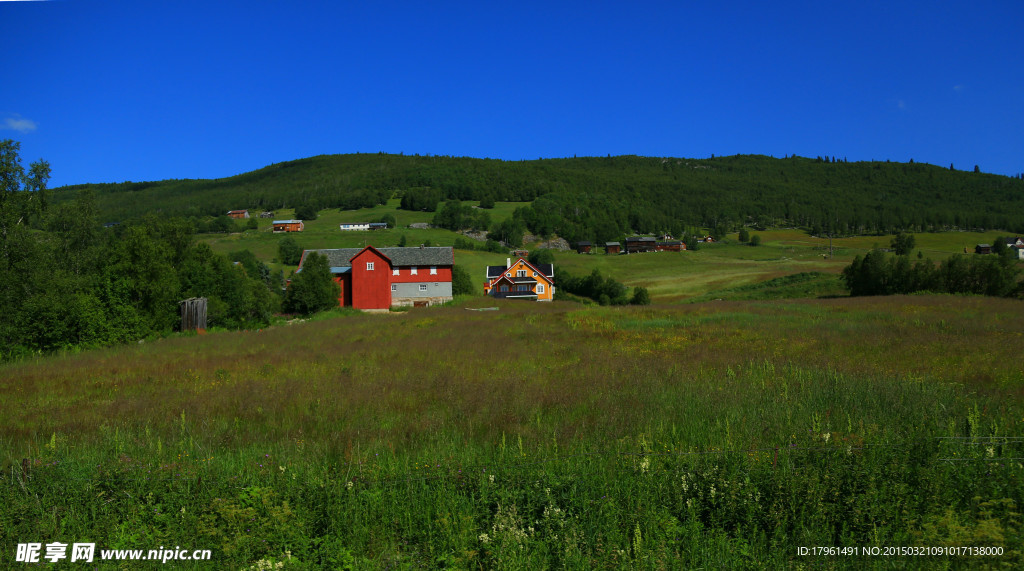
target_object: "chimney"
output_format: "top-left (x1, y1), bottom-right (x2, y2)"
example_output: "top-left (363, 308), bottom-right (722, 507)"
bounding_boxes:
top-left (506, 258), bottom-right (511, 268)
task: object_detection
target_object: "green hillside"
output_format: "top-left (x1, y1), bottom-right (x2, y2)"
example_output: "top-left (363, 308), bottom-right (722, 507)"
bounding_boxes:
top-left (54, 154), bottom-right (1024, 240)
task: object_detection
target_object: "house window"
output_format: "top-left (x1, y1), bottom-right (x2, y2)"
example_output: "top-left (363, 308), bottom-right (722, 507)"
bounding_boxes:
top-left (393, 268), bottom-right (399, 276)
top-left (500, 285), bottom-right (509, 292)
top-left (516, 284), bottom-right (530, 292)
top-left (430, 266), bottom-right (437, 275)
top-left (411, 266), bottom-right (418, 275)
top-left (516, 269), bottom-right (527, 277)
top-left (391, 284), bottom-right (397, 292)
top-left (537, 284), bottom-right (545, 294)
top-left (419, 284), bottom-right (427, 292)
top-left (366, 262), bottom-right (374, 271)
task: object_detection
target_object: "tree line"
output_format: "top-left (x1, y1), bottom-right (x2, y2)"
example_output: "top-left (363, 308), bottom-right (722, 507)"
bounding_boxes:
top-left (1, 140), bottom-right (282, 360)
top-left (842, 237), bottom-right (1022, 298)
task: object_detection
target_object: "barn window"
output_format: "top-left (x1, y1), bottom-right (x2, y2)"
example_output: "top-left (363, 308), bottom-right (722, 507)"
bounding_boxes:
top-left (430, 266), bottom-right (437, 275)
top-left (391, 284), bottom-right (397, 292)
top-left (366, 262), bottom-right (374, 271)
top-left (419, 284), bottom-right (427, 292)
top-left (393, 268), bottom-right (399, 276)
top-left (411, 266), bottom-right (418, 275)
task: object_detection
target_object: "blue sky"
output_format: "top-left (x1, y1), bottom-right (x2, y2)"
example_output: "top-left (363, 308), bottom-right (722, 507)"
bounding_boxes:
top-left (2, 0), bottom-right (1021, 187)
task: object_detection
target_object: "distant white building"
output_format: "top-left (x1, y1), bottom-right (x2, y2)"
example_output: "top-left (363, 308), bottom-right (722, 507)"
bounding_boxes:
top-left (340, 222), bottom-right (388, 231)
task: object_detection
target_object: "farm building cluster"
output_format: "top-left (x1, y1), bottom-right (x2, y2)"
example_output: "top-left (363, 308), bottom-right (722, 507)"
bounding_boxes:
top-left (280, 214), bottom-right (700, 309)
top-left (577, 235), bottom-right (698, 254)
top-left (975, 237), bottom-right (1024, 258)
top-left (298, 246), bottom-right (456, 310)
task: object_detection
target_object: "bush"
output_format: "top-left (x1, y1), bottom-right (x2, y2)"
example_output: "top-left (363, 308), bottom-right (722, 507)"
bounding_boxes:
top-left (630, 286), bottom-right (651, 305)
top-left (278, 236), bottom-right (303, 265)
top-left (294, 204), bottom-right (318, 221)
top-left (528, 249), bottom-right (555, 266)
top-left (452, 265), bottom-right (474, 296)
top-left (283, 253), bottom-right (340, 315)
top-left (891, 232), bottom-right (915, 255)
top-left (749, 234), bottom-right (761, 246)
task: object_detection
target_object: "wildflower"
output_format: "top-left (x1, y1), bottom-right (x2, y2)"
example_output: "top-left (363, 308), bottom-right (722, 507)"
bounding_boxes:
top-left (822, 433), bottom-right (831, 443)
top-left (489, 474), bottom-right (495, 483)
top-left (346, 481), bottom-right (353, 490)
top-left (478, 533), bottom-right (491, 544)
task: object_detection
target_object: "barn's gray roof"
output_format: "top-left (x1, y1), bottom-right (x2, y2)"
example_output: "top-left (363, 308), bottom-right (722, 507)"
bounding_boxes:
top-left (302, 246), bottom-right (454, 269)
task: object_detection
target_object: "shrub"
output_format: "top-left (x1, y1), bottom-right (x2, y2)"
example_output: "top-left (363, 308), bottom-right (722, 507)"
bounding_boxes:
top-left (452, 265), bottom-right (474, 296)
top-left (278, 236), bottom-right (303, 266)
top-left (283, 253), bottom-right (340, 315)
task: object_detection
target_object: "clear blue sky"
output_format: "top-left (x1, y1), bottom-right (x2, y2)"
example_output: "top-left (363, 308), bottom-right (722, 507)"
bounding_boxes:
top-left (2, 0), bottom-right (1021, 188)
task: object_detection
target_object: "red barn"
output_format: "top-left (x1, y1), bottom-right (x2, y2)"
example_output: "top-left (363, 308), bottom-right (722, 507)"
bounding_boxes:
top-left (227, 209), bottom-right (250, 219)
top-left (297, 246), bottom-right (454, 310)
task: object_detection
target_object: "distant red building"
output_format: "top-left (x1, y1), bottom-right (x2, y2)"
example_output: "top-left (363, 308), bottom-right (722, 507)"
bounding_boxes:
top-left (273, 220), bottom-right (304, 232)
top-left (227, 209), bottom-right (250, 219)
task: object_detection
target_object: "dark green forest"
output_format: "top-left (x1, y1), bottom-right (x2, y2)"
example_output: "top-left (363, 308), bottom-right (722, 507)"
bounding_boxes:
top-left (55, 153), bottom-right (1024, 243)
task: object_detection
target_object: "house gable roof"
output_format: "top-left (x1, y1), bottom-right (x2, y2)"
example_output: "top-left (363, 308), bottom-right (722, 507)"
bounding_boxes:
top-left (485, 258), bottom-right (554, 287)
top-left (486, 260), bottom-right (553, 280)
top-left (300, 246), bottom-right (454, 270)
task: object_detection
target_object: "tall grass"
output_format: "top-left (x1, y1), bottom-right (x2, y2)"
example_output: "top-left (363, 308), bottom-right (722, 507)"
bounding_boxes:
top-left (2, 296), bottom-right (1023, 567)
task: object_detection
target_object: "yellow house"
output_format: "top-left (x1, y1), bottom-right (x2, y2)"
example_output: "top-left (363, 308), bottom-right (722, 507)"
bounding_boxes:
top-left (483, 258), bottom-right (555, 301)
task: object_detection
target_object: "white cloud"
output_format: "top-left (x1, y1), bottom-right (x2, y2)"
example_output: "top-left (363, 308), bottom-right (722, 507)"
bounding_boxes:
top-left (1, 114), bottom-right (37, 133)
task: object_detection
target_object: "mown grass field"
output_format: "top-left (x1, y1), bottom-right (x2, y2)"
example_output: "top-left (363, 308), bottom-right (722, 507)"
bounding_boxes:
top-left (3, 293), bottom-right (1023, 568)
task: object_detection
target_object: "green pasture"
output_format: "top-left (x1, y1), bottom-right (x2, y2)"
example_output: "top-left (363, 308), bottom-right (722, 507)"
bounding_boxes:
top-left (2, 296), bottom-right (1023, 568)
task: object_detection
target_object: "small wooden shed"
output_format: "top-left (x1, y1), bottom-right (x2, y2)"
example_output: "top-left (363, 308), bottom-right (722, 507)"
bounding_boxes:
top-left (273, 220), bottom-right (304, 232)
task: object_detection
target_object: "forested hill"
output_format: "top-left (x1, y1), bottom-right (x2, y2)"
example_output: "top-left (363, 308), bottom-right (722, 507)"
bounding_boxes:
top-left (54, 154), bottom-right (1024, 240)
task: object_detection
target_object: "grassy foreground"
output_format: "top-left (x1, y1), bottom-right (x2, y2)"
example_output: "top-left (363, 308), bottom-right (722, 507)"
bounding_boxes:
top-left (3, 296), bottom-right (1023, 568)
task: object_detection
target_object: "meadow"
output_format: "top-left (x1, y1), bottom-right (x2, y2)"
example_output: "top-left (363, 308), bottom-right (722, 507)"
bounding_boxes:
top-left (3, 293), bottom-right (1023, 568)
